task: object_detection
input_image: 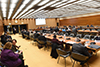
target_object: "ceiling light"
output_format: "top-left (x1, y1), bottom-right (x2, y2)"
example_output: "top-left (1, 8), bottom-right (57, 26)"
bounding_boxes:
top-left (3, 12), bottom-right (6, 17)
top-left (10, 4), bottom-right (16, 9)
top-left (38, 0), bottom-right (50, 6)
top-left (15, 20), bottom-right (18, 23)
top-left (1, 3), bottom-right (7, 8)
top-left (1, 0), bottom-right (7, 3)
top-left (2, 8), bottom-right (7, 12)
top-left (11, 0), bottom-right (18, 3)
top-left (23, 0), bottom-right (31, 4)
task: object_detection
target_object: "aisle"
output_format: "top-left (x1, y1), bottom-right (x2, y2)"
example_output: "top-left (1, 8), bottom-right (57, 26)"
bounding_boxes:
top-left (11, 34), bottom-right (100, 67)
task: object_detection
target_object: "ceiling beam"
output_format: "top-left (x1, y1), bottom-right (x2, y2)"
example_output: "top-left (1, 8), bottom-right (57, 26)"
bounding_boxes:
top-left (20, 0), bottom-right (60, 19)
top-left (14, 0), bottom-right (33, 19)
top-left (15, 0), bottom-right (44, 19)
top-left (10, 0), bottom-right (23, 19)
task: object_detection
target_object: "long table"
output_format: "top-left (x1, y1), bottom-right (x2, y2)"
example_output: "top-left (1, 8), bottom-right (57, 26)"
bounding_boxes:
top-left (78, 30), bottom-right (98, 33)
top-left (45, 34), bottom-right (100, 53)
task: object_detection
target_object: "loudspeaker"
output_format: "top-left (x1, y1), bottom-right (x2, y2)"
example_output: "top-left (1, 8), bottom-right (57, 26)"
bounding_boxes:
top-left (57, 23), bottom-right (59, 26)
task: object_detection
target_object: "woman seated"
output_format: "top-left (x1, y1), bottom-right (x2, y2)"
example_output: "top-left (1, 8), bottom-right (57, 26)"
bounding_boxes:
top-left (1, 42), bottom-right (28, 67)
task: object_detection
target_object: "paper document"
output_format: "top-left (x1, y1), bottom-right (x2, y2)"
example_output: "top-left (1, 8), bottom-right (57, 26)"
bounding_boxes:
top-left (95, 40), bottom-right (100, 43)
top-left (67, 41), bottom-right (76, 44)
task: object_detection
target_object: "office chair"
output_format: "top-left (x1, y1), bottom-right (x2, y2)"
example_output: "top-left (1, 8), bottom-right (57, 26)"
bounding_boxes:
top-left (76, 34), bottom-right (83, 38)
top-left (59, 32), bottom-right (64, 35)
top-left (71, 52), bottom-right (89, 67)
top-left (56, 48), bottom-right (71, 67)
top-left (83, 35), bottom-right (90, 39)
top-left (90, 35), bottom-right (95, 40)
top-left (69, 33), bottom-right (75, 37)
top-left (37, 40), bottom-right (47, 50)
top-left (91, 29), bottom-right (95, 31)
top-left (65, 33), bottom-right (69, 36)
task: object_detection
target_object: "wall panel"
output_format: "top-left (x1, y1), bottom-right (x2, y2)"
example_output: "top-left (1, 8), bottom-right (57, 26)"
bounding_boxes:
top-left (3, 18), bottom-right (57, 29)
top-left (0, 18), bottom-right (4, 36)
top-left (60, 15), bottom-right (100, 26)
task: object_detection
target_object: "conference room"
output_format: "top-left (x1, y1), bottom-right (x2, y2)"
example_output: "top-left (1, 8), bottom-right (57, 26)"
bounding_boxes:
top-left (0, 0), bottom-right (100, 67)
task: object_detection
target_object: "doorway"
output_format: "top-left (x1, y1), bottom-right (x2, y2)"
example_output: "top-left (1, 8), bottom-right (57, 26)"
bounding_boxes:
top-left (4, 24), bottom-right (28, 33)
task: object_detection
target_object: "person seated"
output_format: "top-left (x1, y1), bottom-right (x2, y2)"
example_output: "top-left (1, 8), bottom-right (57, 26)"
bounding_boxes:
top-left (87, 25), bottom-right (89, 27)
top-left (37, 33), bottom-right (47, 48)
top-left (90, 25), bottom-right (94, 27)
top-left (38, 33), bottom-right (47, 41)
top-left (11, 39), bottom-right (20, 52)
top-left (4, 33), bottom-right (12, 40)
top-left (62, 28), bottom-right (66, 32)
top-left (1, 42), bottom-right (28, 67)
top-left (72, 26), bottom-right (78, 37)
top-left (94, 34), bottom-right (100, 40)
top-left (54, 27), bottom-right (59, 32)
top-left (51, 35), bottom-right (63, 48)
top-left (50, 35), bottom-right (63, 59)
top-left (33, 32), bottom-right (40, 39)
top-left (72, 41), bottom-right (92, 65)
top-left (1, 35), bottom-right (7, 45)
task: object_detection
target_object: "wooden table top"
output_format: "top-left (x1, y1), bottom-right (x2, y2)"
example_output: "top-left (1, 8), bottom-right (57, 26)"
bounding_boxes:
top-left (78, 30), bottom-right (98, 33)
top-left (45, 34), bottom-right (100, 53)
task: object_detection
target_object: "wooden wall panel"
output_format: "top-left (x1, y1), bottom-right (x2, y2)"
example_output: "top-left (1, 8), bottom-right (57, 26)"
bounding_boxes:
top-left (46, 18), bottom-right (57, 27)
top-left (60, 15), bottom-right (100, 26)
top-left (0, 19), bottom-right (4, 36)
top-left (3, 18), bottom-right (57, 29)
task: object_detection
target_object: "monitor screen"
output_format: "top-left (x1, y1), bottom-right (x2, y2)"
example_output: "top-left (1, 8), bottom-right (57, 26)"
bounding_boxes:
top-left (36, 19), bottom-right (46, 25)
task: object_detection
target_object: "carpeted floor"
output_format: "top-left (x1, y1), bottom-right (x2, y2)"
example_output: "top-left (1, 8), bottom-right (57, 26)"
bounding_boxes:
top-left (11, 34), bottom-right (100, 67)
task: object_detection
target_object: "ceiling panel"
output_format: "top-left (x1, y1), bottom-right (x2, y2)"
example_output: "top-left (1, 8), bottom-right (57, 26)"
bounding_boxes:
top-left (0, 0), bottom-right (100, 19)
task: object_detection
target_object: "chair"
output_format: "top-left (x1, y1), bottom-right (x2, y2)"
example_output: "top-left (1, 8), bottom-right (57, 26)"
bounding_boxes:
top-left (83, 35), bottom-right (90, 39)
top-left (59, 32), bottom-right (64, 35)
top-left (71, 52), bottom-right (89, 67)
top-left (37, 40), bottom-right (47, 50)
top-left (76, 34), bottom-right (83, 38)
top-left (56, 48), bottom-right (71, 67)
top-left (90, 35), bottom-right (95, 40)
top-left (69, 33), bottom-right (75, 37)
top-left (65, 33), bottom-right (69, 36)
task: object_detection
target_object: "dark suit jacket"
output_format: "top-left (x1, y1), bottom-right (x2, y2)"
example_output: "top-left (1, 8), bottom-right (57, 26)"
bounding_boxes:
top-left (38, 35), bottom-right (46, 41)
top-left (54, 28), bottom-right (59, 32)
top-left (94, 36), bottom-right (100, 40)
top-left (72, 28), bottom-right (77, 34)
top-left (6, 35), bottom-right (12, 39)
top-left (34, 33), bottom-right (40, 38)
top-left (72, 43), bottom-right (92, 57)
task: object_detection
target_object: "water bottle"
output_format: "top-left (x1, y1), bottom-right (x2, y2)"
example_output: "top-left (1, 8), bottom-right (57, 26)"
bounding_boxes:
top-left (64, 34), bottom-right (66, 40)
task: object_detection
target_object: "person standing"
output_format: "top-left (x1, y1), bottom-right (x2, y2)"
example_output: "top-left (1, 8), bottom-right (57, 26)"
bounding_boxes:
top-left (13, 27), bottom-right (16, 35)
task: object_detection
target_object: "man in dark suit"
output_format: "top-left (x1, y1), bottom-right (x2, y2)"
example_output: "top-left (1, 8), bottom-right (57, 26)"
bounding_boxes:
top-left (13, 27), bottom-right (16, 35)
top-left (72, 41), bottom-right (92, 65)
top-left (72, 26), bottom-right (78, 37)
top-left (54, 27), bottom-right (59, 32)
top-left (94, 34), bottom-right (100, 40)
top-left (38, 33), bottom-right (46, 41)
top-left (34, 32), bottom-right (40, 39)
